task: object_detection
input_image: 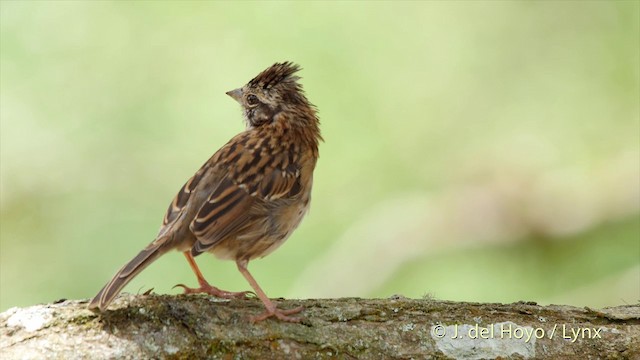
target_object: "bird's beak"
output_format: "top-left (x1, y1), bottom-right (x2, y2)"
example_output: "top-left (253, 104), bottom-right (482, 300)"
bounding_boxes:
top-left (225, 88), bottom-right (243, 103)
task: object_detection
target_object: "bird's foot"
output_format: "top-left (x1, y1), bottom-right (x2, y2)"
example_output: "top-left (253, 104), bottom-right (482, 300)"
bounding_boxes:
top-left (251, 306), bottom-right (304, 323)
top-left (173, 282), bottom-right (254, 299)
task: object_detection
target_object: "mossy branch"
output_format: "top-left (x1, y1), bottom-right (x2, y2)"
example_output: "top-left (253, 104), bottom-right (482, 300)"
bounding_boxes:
top-left (1, 294), bottom-right (638, 359)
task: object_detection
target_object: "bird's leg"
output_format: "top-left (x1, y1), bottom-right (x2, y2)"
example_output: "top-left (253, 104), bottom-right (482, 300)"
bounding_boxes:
top-left (174, 252), bottom-right (254, 299)
top-left (236, 259), bottom-right (304, 322)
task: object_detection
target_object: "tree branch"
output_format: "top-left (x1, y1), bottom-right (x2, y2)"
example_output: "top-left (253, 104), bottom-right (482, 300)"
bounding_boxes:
top-left (1, 294), bottom-right (638, 359)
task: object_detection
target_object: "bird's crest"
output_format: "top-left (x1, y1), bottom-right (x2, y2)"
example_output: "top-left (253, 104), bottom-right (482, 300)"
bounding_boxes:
top-left (248, 62), bottom-right (301, 90)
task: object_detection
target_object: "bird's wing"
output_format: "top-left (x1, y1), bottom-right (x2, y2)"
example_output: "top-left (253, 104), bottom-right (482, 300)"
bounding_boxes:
top-left (189, 176), bottom-right (255, 254)
top-left (157, 164), bottom-right (209, 238)
top-left (189, 134), bottom-right (302, 255)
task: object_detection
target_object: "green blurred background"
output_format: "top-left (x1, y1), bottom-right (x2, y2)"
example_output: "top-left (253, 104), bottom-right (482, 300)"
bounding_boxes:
top-left (1, 1), bottom-right (638, 313)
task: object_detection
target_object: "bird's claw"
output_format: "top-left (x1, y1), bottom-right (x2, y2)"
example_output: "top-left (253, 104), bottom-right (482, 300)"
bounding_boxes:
top-left (173, 283), bottom-right (254, 299)
top-left (251, 306), bottom-right (305, 323)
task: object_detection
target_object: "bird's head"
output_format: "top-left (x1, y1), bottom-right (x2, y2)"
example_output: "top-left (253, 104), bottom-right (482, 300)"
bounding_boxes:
top-left (226, 62), bottom-right (314, 129)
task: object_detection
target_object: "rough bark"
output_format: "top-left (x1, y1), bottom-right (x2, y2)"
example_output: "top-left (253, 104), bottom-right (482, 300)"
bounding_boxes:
top-left (1, 294), bottom-right (638, 359)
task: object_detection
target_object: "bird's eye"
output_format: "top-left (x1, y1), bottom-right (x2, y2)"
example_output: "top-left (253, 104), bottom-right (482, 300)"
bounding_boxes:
top-left (246, 94), bottom-right (259, 106)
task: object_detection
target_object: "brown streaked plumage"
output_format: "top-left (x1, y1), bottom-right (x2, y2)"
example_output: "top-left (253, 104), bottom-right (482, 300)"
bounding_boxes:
top-left (88, 62), bottom-right (321, 322)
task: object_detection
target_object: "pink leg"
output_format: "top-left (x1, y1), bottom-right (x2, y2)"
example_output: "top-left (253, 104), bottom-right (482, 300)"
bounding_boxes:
top-left (174, 252), bottom-right (253, 299)
top-left (236, 259), bottom-right (304, 322)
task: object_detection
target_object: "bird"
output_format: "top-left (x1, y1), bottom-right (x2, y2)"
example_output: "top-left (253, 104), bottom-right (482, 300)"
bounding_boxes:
top-left (88, 62), bottom-right (321, 322)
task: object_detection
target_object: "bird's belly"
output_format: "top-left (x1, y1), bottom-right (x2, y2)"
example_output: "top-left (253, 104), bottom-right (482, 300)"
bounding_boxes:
top-left (209, 198), bottom-right (310, 261)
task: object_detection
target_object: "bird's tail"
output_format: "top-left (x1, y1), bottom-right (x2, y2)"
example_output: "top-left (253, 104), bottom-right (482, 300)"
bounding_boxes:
top-left (88, 242), bottom-right (169, 311)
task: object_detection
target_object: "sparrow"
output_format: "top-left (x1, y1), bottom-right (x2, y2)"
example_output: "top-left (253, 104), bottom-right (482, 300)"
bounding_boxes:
top-left (88, 62), bottom-right (321, 322)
